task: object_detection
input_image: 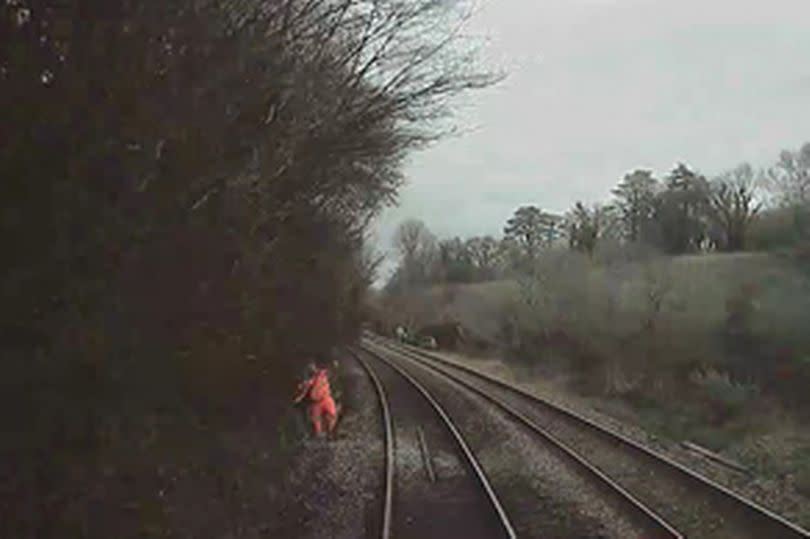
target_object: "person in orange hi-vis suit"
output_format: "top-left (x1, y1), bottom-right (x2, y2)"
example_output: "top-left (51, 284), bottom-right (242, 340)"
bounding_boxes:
top-left (294, 362), bottom-right (338, 437)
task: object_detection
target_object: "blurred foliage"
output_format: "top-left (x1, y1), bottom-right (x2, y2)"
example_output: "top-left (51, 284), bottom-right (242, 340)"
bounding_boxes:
top-left (493, 250), bottom-right (810, 413)
top-left (0, 0), bottom-right (491, 535)
top-left (690, 369), bottom-right (759, 424)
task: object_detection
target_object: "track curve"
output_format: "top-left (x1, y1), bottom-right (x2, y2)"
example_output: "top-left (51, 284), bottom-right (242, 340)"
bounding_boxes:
top-left (369, 335), bottom-right (810, 539)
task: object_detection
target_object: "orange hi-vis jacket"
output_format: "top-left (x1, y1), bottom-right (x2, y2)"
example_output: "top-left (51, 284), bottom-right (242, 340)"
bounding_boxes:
top-left (295, 369), bottom-right (332, 403)
top-left (295, 369), bottom-right (337, 435)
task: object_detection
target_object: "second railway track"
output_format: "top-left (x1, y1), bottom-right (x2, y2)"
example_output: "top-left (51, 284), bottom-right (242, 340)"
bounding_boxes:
top-left (366, 335), bottom-right (810, 539)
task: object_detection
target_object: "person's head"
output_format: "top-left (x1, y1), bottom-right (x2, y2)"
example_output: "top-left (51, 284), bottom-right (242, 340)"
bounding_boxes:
top-left (306, 361), bottom-right (318, 376)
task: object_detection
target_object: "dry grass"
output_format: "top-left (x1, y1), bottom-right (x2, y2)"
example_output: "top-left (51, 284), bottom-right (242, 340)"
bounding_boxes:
top-left (386, 251), bottom-right (810, 527)
top-left (415, 252), bottom-right (810, 351)
top-left (425, 347), bottom-right (810, 529)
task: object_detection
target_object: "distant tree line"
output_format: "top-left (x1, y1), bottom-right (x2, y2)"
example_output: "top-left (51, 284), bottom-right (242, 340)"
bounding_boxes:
top-left (573, 144), bottom-right (810, 257)
top-left (387, 142), bottom-right (810, 290)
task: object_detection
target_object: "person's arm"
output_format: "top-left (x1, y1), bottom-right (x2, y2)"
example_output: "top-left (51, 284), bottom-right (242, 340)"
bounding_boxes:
top-left (293, 379), bottom-right (311, 404)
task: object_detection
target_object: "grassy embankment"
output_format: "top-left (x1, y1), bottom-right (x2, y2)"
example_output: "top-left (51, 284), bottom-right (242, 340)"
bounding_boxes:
top-left (403, 252), bottom-right (810, 496)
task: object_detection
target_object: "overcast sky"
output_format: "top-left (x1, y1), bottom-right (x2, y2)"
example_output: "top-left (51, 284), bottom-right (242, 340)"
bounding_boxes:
top-left (373, 0), bottom-right (810, 279)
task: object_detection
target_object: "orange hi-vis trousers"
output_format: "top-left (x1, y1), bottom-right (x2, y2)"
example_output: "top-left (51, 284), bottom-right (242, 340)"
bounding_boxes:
top-left (308, 395), bottom-right (337, 435)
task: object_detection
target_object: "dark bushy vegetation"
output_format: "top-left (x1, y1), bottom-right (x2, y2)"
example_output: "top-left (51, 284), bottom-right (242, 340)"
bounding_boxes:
top-left (1, 1), bottom-right (490, 535)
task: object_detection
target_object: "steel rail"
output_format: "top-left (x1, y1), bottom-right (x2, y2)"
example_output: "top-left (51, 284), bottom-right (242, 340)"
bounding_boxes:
top-left (357, 346), bottom-right (518, 539)
top-left (367, 340), bottom-right (683, 539)
top-left (371, 335), bottom-right (810, 539)
top-left (351, 350), bottom-right (394, 539)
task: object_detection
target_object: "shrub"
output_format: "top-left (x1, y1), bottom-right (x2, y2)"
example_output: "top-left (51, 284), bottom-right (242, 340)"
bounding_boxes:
top-left (796, 457), bottom-right (810, 497)
top-left (690, 369), bottom-right (759, 424)
top-left (1, 0), bottom-right (492, 535)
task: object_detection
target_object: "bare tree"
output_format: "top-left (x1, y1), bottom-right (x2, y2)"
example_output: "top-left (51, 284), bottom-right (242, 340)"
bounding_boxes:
top-left (434, 237), bottom-right (473, 282)
top-left (1, 0), bottom-right (497, 350)
top-left (466, 235), bottom-right (501, 280)
top-left (709, 163), bottom-right (761, 251)
top-left (393, 219), bottom-right (433, 259)
top-left (566, 202), bottom-right (615, 256)
top-left (392, 219), bottom-right (437, 285)
top-left (766, 142), bottom-right (810, 207)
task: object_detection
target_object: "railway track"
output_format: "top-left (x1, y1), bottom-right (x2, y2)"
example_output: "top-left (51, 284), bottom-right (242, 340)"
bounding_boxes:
top-left (357, 345), bottom-right (682, 538)
top-left (351, 348), bottom-right (516, 539)
top-left (367, 335), bottom-right (810, 539)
